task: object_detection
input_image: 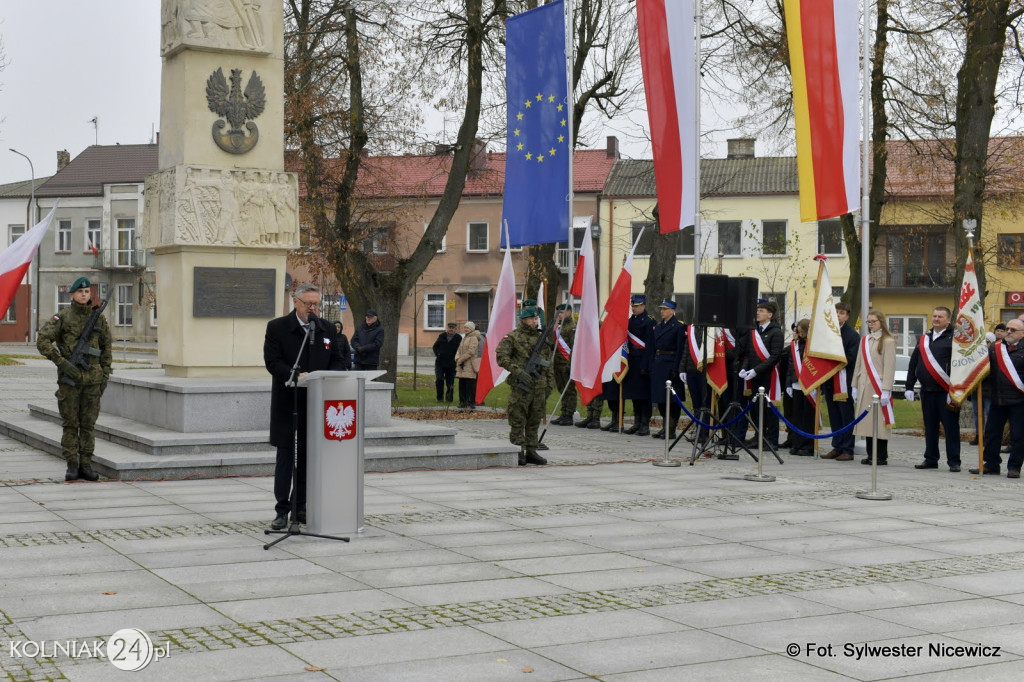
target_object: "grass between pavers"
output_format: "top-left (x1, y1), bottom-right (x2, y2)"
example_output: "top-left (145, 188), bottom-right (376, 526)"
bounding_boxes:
top-left (0, 354), bottom-right (26, 365)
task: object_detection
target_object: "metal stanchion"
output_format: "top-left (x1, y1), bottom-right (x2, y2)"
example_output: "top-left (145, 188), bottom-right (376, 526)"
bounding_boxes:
top-left (856, 395), bottom-right (892, 501)
top-left (744, 387), bottom-right (775, 482)
top-left (653, 380), bottom-right (681, 467)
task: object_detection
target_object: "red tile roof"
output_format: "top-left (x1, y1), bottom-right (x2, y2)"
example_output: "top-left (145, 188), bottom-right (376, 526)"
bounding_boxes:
top-left (884, 137), bottom-right (1024, 199)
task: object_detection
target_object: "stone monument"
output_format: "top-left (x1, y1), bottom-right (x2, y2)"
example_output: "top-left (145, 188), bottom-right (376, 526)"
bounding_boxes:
top-left (144, 0), bottom-right (297, 377)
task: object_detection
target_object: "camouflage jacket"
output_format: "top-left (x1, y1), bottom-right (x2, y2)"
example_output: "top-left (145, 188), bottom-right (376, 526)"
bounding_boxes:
top-left (553, 318), bottom-right (575, 366)
top-left (36, 300), bottom-right (113, 385)
top-left (496, 322), bottom-right (554, 391)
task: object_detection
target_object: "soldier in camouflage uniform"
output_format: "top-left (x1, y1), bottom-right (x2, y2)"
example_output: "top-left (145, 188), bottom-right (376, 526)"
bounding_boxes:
top-left (550, 304), bottom-right (577, 425)
top-left (496, 307), bottom-right (553, 466)
top-left (36, 277), bottom-right (113, 481)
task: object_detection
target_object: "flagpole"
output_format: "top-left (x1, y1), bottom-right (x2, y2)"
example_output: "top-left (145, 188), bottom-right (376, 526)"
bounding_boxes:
top-left (859, 0), bottom-right (871, 333)
top-left (692, 0), bottom-right (702, 283)
top-left (565, 0), bottom-right (576, 307)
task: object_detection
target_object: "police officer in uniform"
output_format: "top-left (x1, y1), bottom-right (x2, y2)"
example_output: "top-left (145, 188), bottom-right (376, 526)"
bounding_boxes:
top-left (496, 307), bottom-right (552, 465)
top-left (621, 295), bottom-right (655, 436)
top-left (550, 304), bottom-right (577, 425)
top-left (648, 300), bottom-right (686, 439)
top-left (37, 277), bottom-right (113, 481)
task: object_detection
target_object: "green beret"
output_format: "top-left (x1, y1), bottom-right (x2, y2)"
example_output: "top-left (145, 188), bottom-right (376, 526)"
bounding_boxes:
top-left (520, 306), bottom-right (539, 319)
top-left (523, 298), bottom-right (537, 307)
top-left (555, 304), bottom-right (571, 311)
top-left (69, 277), bottom-right (92, 293)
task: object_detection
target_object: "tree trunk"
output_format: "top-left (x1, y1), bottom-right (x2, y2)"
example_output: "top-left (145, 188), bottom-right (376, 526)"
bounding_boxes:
top-left (643, 204), bottom-right (680, 306)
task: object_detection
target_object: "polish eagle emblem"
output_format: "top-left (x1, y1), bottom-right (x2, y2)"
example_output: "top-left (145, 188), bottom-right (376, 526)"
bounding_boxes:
top-left (324, 400), bottom-right (357, 441)
top-left (206, 67), bottom-right (266, 154)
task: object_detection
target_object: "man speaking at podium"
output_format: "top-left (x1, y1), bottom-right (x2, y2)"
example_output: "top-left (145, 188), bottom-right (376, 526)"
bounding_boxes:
top-left (264, 284), bottom-right (346, 530)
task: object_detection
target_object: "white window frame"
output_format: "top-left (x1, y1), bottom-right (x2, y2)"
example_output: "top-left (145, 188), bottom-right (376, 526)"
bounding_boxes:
top-left (424, 292), bottom-right (446, 330)
top-left (116, 219), bottom-right (136, 266)
top-left (817, 218), bottom-right (844, 256)
top-left (717, 220), bottom-right (742, 257)
top-left (150, 301), bottom-right (158, 328)
top-left (9, 224), bottom-right (25, 246)
top-left (888, 315), bottom-right (927, 356)
top-left (56, 285), bottom-right (71, 311)
top-left (466, 221), bottom-right (489, 253)
top-left (117, 284), bottom-right (133, 326)
top-left (85, 219), bottom-right (102, 254)
top-left (2, 292), bottom-right (15, 323)
top-left (56, 219), bottom-right (72, 253)
top-left (761, 219), bottom-right (787, 257)
top-left (425, 223), bottom-right (446, 253)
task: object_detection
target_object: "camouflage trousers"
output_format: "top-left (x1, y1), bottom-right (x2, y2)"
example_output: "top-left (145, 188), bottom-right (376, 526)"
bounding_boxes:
top-left (553, 362), bottom-right (577, 419)
top-left (56, 382), bottom-right (103, 465)
top-left (585, 397), bottom-right (604, 421)
top-left (507, 386), bottom-right (546, 449)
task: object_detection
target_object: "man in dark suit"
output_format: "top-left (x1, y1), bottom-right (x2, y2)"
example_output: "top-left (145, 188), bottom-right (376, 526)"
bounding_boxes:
top-left (738, 301), bottom-right (785, 449)
top-left (647, 301), bottom-right (686, 439)
top-left (621, 295), bottom-right (656, 436)
top-left (264, 284), bottom-right (347, 529)
top-left (820, 301), bottom-right (860, 461)
top-left (906, 306), bottom-right (960, 471)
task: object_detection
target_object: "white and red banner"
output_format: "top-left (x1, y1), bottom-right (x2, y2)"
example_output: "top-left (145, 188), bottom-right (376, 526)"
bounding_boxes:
top-left (949, 250), bottom-right (990, 404)
top-left (0, 202), bottom-right (59, 319)
top-left (800, 256), bottom-right (848, 396)
top-left (570, 219), bottom-right (602, 404)
top-left (597, 242), bottom-right (636, 385)
top-left (636, 0), bottom-right (697, 234)
top-left (475, 226), bottom-right (518, 404)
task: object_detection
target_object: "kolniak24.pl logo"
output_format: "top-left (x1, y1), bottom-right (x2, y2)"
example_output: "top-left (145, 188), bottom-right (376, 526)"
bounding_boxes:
top-left (8, 629), bottom-right (170, 672)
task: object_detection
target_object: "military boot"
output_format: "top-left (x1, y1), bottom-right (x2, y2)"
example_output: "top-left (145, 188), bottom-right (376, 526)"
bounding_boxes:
top-left (65, 460), bottom-right (80, 482)
top-left (518, 448), bottom-right (527, 466)
top-left (575, 417), bottom-right (594, 428)
top-left (523, 449), bottom-right (548, 465)
top-left (79, 462), bottom-right (100, 482)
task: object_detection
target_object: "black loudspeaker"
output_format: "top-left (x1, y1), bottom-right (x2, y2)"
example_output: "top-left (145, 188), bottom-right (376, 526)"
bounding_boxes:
top-left (694, 274), bottom-right (730, 326)
top-left (727, 276), bottom-right (759, 328)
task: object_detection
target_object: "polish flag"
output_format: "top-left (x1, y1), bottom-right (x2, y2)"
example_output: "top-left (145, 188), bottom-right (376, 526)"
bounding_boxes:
top-left (636, 0), bottom-right (697, 233)
top-left (597, 241), bottom-right (636, 384)
top-left (0, 202), bottom-right (59, 319)
top-left (570, 219), bottom-right (602, 404)
top-left (475, 232), bottom-right (518, 404)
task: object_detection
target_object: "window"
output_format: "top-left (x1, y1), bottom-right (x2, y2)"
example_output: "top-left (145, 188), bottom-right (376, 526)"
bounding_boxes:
top-left (717, 221), bottom-right (741, 256)
top-left (424, 293), bottom-right (445, 330)
top-left (57, 220), bottom-right (72, 252)
top-left (631, 221), bottom-right (656, 256)
top-left (117, 285), bottom-right (133, 326)
top-left (116, 219), bottom-right (136, 266)
top-left (998, 234), bottom-right (1024, 268)
top-left (86, 219), bottom-right (101, 255)
top-left (761, 220), bottom-right (787, 255)
top-left (673, 293), bottom-right (695, 323)
top-left (888, 315), bottom-right (927, 356)
top-left (467, 222), bottom-right (489, 252)
top-left (150, 301), bottom-right (158, 328)
top-left (679, 225), bottom-right (695, 256)
top-left (762, 292), bottom-right (787, 328)
top-left (57, 285), bottom-right (71, 311)
top-left (818, 219), bottom-right (844, 255)
top-left (361, 227), bottom-right (388, 254)
top-left (2, 293), bottom-right (15, 323)
top-left (9, 224), bottom-right (25, 246)
top-left (425, 223), bottom-right (446, 253)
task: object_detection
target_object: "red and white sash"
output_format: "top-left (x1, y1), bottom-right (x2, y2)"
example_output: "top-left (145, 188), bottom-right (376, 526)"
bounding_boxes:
top-left (723, 328), bottom-right (736, 349)
top-left (746, 329), bottom-right (781, 402)
top-left (996, 342), bottom-right (1024, 393)
top-left (688, 325), bottom-right (704, 370)
top-left (919, 332), bottom-right (953, 405)
top-left (791, 341), bottom-right (818, 409)
top-left (627, 331), bottom-right (646, 350)
top-left (860, 335), bottom-right (895, 425)
top-left (555, 325), bottom-right (571, 360)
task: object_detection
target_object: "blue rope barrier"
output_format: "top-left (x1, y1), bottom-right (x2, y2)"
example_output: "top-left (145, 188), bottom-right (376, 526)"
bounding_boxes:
top-left (669, 390), bottom-right (756, 430)
top-left (768, 401), bottom-right (870, 440)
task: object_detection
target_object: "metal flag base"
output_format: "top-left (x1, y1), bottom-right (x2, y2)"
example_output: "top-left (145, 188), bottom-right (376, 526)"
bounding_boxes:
top-left (743, 388), bottom-right (775, 483)
top-left (856, 397), bottom-right (892, 500)
top-left (744, 472), bottom-right (776, 482)
top-left (653, 459), bottom-right (682, 468)
top-left (855, 489), bottom-right (893, 501)
top-left (652, 381), bottom-right (681, 467)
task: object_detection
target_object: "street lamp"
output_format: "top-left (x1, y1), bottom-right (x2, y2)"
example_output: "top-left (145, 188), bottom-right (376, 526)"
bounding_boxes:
top-left (9, 148), bottom-right (37, 342)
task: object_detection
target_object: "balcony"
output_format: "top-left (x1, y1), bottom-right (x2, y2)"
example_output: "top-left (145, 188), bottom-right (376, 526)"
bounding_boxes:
top-left (92, 248), bottom-right (148, 270)
top-left (870, 264), bottom-right (958, 291)
top-left (556, 247), bottom-right (579, 273)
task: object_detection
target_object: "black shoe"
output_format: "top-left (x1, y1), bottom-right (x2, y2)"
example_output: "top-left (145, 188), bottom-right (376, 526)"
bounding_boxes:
top-left (652, 429), bottom-right (665, 439)
top-left (601, 422), bottom-right (619, 432)
top-left (587, 420), bottom-right (601, 429)
top-left (982, 468), bottom-right (1000, 475)
top-left (524, 449), bottom-right (547, 465)
top-left (518, 451), bottom-right (527, 466)
top-left (78, 463), bottom-right (100, 481)
top-left (65, 461), bottom-right (80, 482)
top-left (271, 514), bottom-right (287, 530)
top-left (914, 461), bottom-right (939, 470)
top-left (636, 426), bottom-right (650, 437)
top-left (1009, 470), bottom-right (1021, 479)
top-left (792, 448), bottom-right (814, 456)
top-left (445, 390), bottom-right (454, 403)
top-left (949, 465), bottom-right (961, 473)
top-left (623, 424), bottom-right (640, 434)
top-left (575, 419), bottom-right (592, 428)
top-left (296, 513), bottom-right (306, 524)
top-left (779, 440), bottom-right (793, 449)
top-left (536, 442), bottom-right (549, 451)
top-left (861, 457), bottom-right (888, 465)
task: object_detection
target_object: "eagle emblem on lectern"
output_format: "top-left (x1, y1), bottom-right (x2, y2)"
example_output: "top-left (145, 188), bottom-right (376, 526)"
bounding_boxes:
top-left (324, 400), bottom-right (357, 441)
top-left (206, 67), bottom-right (266, 154)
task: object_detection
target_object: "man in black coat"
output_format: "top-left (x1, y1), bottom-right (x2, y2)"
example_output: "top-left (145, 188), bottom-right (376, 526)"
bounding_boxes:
top-left (981, 319), bottom-right (1024, 477)
top-left (647, 301), bottom-right (686, 439)
top-left (738, 301), bottom-right (785, 449)
top-left (820, 301), bottom-right (860, 461)
top-left (264, 284), bottom-right (347, 530)
top-left (906, 306), bottom-right (960, 471)
top-left (351, 309), bottom-right (385, 370)
top-left (432, 322), bottom-right (462, 402)
top-left (621, 295), bottom-right (656, 436)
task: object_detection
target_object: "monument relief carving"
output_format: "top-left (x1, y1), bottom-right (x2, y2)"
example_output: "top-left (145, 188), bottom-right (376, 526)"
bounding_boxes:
top-left (161, 0), bottom-right (269, 56)
top-left (206, 67), bottom-right (266, 154)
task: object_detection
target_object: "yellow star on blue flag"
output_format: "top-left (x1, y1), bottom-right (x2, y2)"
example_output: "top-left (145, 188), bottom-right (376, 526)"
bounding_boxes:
top-left (502, 0), bottom-right (569, 248)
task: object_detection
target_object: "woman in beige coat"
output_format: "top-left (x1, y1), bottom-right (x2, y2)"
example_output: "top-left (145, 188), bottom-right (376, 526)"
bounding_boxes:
top-left (455, 322), bottom-right (482, 409)
top-left (851, 309), bottom-right (896, 465)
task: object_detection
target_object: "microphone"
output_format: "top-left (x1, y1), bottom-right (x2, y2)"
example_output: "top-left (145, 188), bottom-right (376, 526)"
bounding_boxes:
top-left (306, 312), bottom-right (318, 346)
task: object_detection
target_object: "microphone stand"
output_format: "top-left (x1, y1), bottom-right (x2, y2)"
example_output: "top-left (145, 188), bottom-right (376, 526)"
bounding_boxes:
top-left (265, 316), bottom-right (350, 549)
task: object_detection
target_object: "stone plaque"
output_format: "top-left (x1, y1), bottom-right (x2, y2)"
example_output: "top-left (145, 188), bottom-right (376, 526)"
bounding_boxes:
top-left (193, 267), bottom-right (276, 317)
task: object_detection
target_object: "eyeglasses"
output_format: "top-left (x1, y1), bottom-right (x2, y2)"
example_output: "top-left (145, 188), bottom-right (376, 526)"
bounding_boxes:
top-left (1007, 327), bottom-right (1024, 334)
top-left (295, 299), bottom-right (320, 308)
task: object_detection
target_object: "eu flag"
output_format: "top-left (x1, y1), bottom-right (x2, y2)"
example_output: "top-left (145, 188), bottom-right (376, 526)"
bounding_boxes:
top-left (502, 0), bottom-right (570, 248)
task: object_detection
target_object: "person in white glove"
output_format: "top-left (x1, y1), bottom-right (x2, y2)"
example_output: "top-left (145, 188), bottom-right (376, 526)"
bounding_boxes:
top-left (905, 390), bottom-right (916, 401)
top-left (850, 310), bottom-right (897, 465)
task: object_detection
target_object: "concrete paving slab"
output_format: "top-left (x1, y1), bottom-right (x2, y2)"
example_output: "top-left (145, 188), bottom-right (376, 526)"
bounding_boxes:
top-left (864, 598), bottom-right (1024, 633)
top-left (646, 593), bottom-right (843, 629)
top-left (600, 654), bottom-right (850, 681)
top-left (17, 603), bottom-right (234, 642)
top-left (282, 626), bottom-right (510, 668)
top-left (797, 581), bottom-right (981, 612)
top-left (382, 576), bottom-right (573, 607)
top-left (326, 649), bottom-right (582, 682)
top-left (210, 588), bottom-right (416, 622)
top-left (475, 610), bottom-right (688, 648)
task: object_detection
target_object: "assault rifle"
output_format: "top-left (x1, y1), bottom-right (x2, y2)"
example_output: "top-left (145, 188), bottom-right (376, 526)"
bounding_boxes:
top-left (60, 289), bottom-right (113, 387)
top-left (517, 321), bottom-right (557, 392)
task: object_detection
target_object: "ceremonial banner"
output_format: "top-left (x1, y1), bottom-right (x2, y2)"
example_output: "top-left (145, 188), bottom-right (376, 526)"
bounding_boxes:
top-left (949, 250), bottom-right (990, 404)
top-left (597, 238), bottom-right (637, 384)
top-left (475, 229), bottom-right (518, 403)
top-left (570, 219), bottom-right (602, 404)
top-left (784, 0), bottom-right (859, 222)
top-left (501, 0), bottom-right (570, 247)
top-left (800, 256), bottom-right (848, 393)
top-left (0, 202), bottom-right (59, 319)
top-left (636, 0), bottom-right (697, 233)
